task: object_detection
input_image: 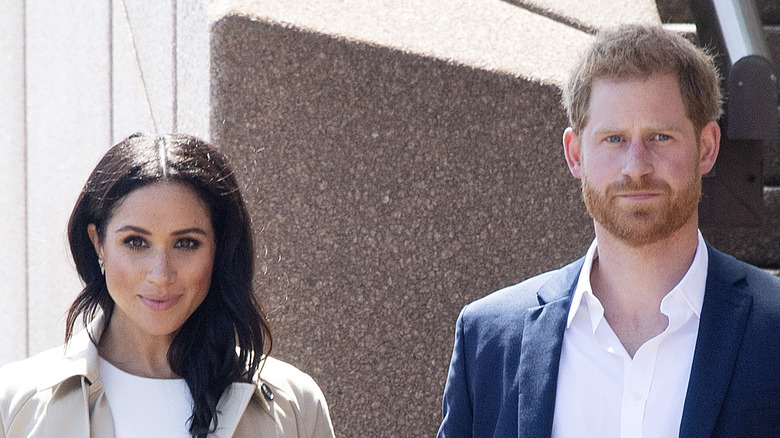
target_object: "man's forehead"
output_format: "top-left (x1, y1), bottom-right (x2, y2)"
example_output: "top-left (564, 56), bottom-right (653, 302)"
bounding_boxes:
top-left (582, 75), bottom-right (694, 133)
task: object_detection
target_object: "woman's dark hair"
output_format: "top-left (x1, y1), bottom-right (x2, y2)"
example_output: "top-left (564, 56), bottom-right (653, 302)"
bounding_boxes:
top-left (65, 132), bottom-right (272, 437)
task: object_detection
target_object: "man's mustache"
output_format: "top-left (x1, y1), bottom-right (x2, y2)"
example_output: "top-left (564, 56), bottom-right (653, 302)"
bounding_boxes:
top-left (604, 177), bottom-right (672, 196)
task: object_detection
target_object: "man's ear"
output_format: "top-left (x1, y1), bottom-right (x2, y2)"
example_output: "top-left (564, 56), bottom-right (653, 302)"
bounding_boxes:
top-left (563, 127), bottom-right (583, 179)
top-left (698, 121), bottom-right (721, 175)
top-left (87, 224), bottom-right (103, 259)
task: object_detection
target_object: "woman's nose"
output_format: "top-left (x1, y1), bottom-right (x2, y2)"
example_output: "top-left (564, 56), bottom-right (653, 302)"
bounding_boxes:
top-left (146, 250), bottom-right (176, 284)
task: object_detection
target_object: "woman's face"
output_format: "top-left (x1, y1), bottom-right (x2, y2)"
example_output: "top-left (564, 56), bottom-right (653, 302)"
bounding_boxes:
top-left (88, 181), bottom-right (216, 342)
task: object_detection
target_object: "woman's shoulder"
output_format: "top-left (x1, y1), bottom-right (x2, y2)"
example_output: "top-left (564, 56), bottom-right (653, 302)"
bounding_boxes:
top-left (0, 336), bottom-right (95, 408)
top-left (253, 357), bottom-right (335, 437)
top-left (257, 357), bottom-right (326, 404)
top-left (0, 345), bottom-right (74, 427)
top-left (0, 346), bottom-right (66, 392)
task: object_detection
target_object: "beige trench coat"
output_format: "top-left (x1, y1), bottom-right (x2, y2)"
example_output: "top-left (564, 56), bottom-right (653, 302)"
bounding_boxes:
top-left (0, 326), bottom-right (335, 438)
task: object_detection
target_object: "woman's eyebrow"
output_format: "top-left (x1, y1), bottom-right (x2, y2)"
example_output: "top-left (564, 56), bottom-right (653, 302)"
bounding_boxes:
top-left (115, 225), bottom-right (151, 235)
top-left (172, 228), bottom-right (210, 236)
top-left (114, 225), bottom-right (209, 236)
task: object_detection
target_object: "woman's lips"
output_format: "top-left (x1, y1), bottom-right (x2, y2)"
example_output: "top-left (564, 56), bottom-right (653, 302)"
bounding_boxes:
top-left (139, 295), bottom-right (181, 311)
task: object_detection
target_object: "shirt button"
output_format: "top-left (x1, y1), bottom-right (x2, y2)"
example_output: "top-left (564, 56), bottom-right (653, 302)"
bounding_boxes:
top-left (630, 392), bottom-right (642, 402)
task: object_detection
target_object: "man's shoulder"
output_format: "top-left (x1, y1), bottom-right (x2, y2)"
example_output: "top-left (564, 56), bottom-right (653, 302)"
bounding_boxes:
top-left (707, 245), bottom-right (780, 304)
top-left (460, 258), bottom-right (583, 323)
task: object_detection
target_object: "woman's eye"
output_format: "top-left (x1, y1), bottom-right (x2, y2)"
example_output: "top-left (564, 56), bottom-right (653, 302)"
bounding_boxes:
top-left (123, 236), bottom-right (147, 249)
top-left (176, 238), bottom-right (201, 250)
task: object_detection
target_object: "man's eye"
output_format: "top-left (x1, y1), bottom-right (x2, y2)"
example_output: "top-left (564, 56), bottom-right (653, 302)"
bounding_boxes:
top-left (654, 133), bottom-right (670, 141)
top-left (606, 135), bottom-right (622, 143)
top-left (176, 238), bottom-right (201, 250)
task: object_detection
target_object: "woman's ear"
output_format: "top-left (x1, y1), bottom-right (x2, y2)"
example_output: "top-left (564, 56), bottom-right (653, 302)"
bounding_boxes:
top-left (87, 224), bottom-right (103, 259)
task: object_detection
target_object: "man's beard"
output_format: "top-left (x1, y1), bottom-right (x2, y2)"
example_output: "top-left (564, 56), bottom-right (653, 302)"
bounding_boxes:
top-left (582, 172), bottom-right (701, 247)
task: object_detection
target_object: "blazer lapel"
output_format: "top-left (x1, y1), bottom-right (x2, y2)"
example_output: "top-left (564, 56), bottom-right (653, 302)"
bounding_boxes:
top-left (679, 246), bottom-right (752, 438)
top-left (517, 259), bottom-right (582, 438)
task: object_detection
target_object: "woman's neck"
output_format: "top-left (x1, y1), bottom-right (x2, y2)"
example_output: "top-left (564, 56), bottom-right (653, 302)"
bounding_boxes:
top-left (98, 316), bottom-right (178, 379)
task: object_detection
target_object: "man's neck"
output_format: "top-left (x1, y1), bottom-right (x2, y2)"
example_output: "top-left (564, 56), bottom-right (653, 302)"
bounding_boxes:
top-left (590, 220), bottom-right (700, 357)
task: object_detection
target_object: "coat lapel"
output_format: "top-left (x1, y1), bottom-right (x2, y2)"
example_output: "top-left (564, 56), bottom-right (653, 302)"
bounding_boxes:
top-left (517, 259), bottom-right (582, 438)
top-left (25, 376), bottom-right (92, 438)
top-left (679, 246), bottom-right (752, 438)
top-left (212, 382), bottom-right (258, 437)
top-left (26, 325), bottom-right (109, 438)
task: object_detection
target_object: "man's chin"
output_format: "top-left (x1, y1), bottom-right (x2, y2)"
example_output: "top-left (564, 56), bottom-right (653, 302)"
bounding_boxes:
top-left (600, 223), bottom-right (668, 248)
top-left (596, 208), bottom-right (697, 248)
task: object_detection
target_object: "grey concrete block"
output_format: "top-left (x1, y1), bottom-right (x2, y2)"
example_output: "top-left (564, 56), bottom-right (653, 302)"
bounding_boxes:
top-left (206, 0), bottom-right (593, 87)
top-left (762, 25), bottom-right (780, 186)
top-left (509, 0), bottom-right (660, 31)
top-left (758, 0), bottom-right (780, 25)
top-left (703, 187), bottom-right (780, 268)
top-left (656, 0), bottom-right (780, 25)
top-left (210, 16), bottom-right (594, 435)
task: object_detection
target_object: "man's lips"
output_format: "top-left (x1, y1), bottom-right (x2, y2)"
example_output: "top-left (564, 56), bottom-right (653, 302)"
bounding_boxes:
top-left (616, 191), bottom-right (662, 200)
top-left (139, 295), bottom-right (182, 310)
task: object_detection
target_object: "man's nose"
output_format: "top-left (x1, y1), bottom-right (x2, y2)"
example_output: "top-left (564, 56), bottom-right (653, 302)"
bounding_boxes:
top-left (621, 138), bottom-right (654, 180)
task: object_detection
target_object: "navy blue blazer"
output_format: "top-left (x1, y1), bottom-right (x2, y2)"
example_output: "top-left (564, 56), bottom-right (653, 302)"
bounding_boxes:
top-left (438, 245), bottom-right (780, 438)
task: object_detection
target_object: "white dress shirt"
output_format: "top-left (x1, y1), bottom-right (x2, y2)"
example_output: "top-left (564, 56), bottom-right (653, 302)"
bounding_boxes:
top-left (551, 232), bottom-right (708, 438)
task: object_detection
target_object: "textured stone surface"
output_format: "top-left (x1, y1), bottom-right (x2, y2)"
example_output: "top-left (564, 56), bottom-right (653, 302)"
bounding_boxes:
top-left (211, 16), bottom-right (593, 436)
top-left (207, 0), bottom-right (593, 86)
top-left (656, 0), bottom-right (692, 23)
top-left (657, 0), bottom-right (780, 24)
top-left (762, 25), bottom-right (780, 185)
top-left (703, 187), bottom-right (780, 268)
top-left (508, 0), bottom-right (660, 32)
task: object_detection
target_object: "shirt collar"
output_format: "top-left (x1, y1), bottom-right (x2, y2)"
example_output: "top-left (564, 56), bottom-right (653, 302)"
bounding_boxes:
top-left (567, 231), bottom-right (708, 330)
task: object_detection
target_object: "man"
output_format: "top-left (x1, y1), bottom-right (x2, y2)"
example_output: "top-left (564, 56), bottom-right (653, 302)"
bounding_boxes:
top-left (438, 24), bottom-right (780, 437)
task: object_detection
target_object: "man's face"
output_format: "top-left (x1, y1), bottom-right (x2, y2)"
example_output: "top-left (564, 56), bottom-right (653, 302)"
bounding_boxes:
top-left (563, 74), bottom-right (719, 247)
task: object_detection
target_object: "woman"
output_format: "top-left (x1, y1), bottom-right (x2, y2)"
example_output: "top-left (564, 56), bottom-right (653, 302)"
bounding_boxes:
top-left (0, 133), bottom-right (335, 437)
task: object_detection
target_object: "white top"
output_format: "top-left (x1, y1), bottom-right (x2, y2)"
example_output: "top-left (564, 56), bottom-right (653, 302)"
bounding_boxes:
top-left (551, 231), bottom-right (708, 438)
top-left (98, 357), bottom-right (193, 438)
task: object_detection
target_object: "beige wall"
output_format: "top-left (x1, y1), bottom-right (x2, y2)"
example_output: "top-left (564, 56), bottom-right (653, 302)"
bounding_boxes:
top-left (0, 0), bottom-right (209, 366)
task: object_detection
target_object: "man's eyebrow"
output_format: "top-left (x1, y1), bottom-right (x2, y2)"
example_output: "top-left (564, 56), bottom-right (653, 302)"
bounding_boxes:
top-left (591, 123), bottom-right (685, 135)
